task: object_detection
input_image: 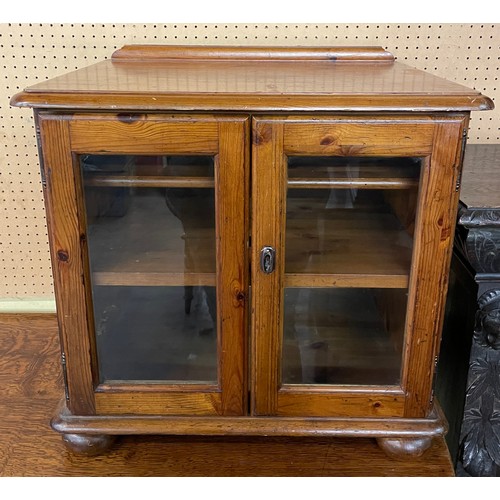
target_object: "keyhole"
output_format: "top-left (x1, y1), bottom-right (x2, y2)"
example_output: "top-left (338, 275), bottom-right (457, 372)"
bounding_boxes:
top-left (264, 254), bottom-right (272, 273)
top-left (260, 246), bottom-right (275, 274)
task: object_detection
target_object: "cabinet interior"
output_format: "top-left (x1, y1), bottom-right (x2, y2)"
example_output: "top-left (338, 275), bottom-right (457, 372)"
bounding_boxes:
top-left (81, 153), bottom-right (420, 389)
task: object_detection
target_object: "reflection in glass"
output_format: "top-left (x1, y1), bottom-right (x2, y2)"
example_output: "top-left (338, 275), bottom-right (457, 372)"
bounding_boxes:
top-left (283, 288), bottom-right (406, 385)
top-left (283, 156), bottom-right (421, 386)
top-left (81, 155), bottom-right (217, 384)
top-left (93, 286), bottom-right (217, 383)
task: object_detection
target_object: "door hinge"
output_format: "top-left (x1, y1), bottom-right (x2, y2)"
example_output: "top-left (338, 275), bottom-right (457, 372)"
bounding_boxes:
top-left (429, 355), bottom-right (439, 407)
top-left (456, 129), bottom-right (468, 192)
top-left (455, 170), bottom-right (462, 192)
top-left (34, 113), bottom-right (48, 190)
top-left (61, 352), bottom-right (70, 401)
top-left (40, 168), bottom-right (47, 190)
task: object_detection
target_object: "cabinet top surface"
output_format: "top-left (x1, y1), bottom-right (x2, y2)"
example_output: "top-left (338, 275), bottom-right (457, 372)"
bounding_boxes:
top-left (460, 144), bottom-right (500, 210)
top-left (11, 45), bottom-right (493, 112)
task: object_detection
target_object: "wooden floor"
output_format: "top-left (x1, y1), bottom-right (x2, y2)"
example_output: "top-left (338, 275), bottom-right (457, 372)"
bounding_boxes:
top-left (0, 313), bottom-right (454, 476)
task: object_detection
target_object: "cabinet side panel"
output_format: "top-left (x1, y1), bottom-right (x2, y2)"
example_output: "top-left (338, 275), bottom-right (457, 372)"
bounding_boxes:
top-left (38, 117), bottom-right (96, 415)
top-left (403, 117), bottom-right (467, 417)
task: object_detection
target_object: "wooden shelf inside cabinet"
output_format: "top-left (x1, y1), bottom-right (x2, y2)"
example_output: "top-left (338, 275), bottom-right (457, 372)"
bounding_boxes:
top-left (285, 205), bottom-right (413, 289)
top-left (84, 175), bottom-right (215, 189)
top-left (287, 179), bottom-right (418, 190)
top-left (287, 160), bottom-right (421, 191)
top-left (90, 232), bottom-right (216, 286)
top-left (92, 272), bottom-right (215, 287)
top-left (86, 186), bottom-right (216, 288)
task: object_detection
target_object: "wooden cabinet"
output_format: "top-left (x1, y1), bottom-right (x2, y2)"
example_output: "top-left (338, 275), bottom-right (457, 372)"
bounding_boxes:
top-left (11, 45), bottom-right (493, 458)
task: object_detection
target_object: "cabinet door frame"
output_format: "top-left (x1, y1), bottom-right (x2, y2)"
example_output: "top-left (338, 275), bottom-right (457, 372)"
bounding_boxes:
top-left (251, 114), bottom-right (468, 419)
top-left (38, 112), bottom-right (249, 416)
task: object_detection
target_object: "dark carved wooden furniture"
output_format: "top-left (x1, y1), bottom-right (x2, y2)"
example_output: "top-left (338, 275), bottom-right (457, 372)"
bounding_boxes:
top-left (10, 45), bottom-right (493, 459)
top-left (454, 145), bottom-right (500, 476)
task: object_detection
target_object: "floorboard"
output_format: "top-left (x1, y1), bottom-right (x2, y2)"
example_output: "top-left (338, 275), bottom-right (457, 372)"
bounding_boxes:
top-left (0, 313), bottom-right (454, 476)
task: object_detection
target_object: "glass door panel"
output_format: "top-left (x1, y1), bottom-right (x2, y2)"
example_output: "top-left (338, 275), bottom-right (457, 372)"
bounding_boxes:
top-left (80, 154), bottom-right (217, 384)
top-left (283, 156), bottom-right (422, 386)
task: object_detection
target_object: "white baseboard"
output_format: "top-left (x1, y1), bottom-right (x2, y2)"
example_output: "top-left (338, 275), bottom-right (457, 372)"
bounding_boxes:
top-left (0, 297), bottom-right (56, 313)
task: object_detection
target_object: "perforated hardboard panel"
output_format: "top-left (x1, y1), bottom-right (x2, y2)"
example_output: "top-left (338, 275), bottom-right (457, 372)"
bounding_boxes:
top-left (1, 23), bottom-right (499, 300)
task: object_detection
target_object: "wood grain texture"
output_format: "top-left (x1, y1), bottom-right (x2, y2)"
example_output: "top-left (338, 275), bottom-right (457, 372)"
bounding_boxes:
top-left (216, 118), bottom-right (250, 416)
top-left (11, 91), bottom-right (494, 113)
top-left (10, 45), bottom-right (493, 112)
top-left (460, 144), bottom-right (500, 209)
top-left (288, 161), bottom-right (420, 182)
top-left (12, 91), bottom-right (493, 113)
top-left (402, 117), bottom-right (467, 417)
top-left (285, 201), bottom-right (413, 282)
top-left (92, 272), bottom-right (215, 287)
top-left (38, 116), bottom-right (96, 415)
top-left (283, 119), bottom-right (435, 156)
top-left (251, 118), bottom-right (285, 416)
top-left (287, 178), bottom-right (418, 189)
top-left (87, 193), bottom-right (216, 284)
top-left (69, 116), bottom-right (219, 154)
top-left (0, 313), bottom-right (454, 476)
top-left (84, 175), bottom-right (215, 188)
top-left (111, 45), bottom-right (396, 62)
top-left (51, 400), bottom-right (446, 438)
top-left (51, 392), bottom-right (447, 438)
top-left (276, 391), bottom-right (405, 418)
top-left (0, 314), bottom-right (63, 400)
top-left (283, 273), bottom-right (409, 288)
top-left (95, 391), bottom-right (222, 416)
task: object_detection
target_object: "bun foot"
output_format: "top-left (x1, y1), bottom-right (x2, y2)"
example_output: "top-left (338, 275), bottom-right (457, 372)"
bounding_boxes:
top-left (376, 437), bottom-right (433, 459)
top-left (62, 433), bottom-right (116, 456)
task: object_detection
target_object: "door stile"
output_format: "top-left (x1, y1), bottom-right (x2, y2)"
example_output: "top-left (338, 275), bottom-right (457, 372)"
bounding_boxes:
top-left (38, 115), bottom-right (96, 415)
top-left (217, 117), bottom-right (250, 415)
top-left (402, 116), bottom-right (468, 417)
top-left (251, 118), bottom-right (286, 415)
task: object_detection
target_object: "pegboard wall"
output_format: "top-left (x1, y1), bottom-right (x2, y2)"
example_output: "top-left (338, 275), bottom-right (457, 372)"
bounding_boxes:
top-left (1, 23), bottom-right (499, 306)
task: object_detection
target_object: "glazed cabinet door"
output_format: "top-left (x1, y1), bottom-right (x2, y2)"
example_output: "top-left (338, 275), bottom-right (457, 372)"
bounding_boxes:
top-left (251, 115), bottom-right (467, 419)
top-left (38, 113), bottom-right (249, 416)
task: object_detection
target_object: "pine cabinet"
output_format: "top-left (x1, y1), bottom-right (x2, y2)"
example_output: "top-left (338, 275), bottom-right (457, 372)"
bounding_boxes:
top-left (11, 45), bottom-right (493, 458)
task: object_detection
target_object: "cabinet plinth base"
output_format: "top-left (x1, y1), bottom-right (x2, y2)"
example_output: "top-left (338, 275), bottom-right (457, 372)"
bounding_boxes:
top-left (62, 433), bottom-right (116, 456)
top-left (52, 399), bottom-right (447, 458)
